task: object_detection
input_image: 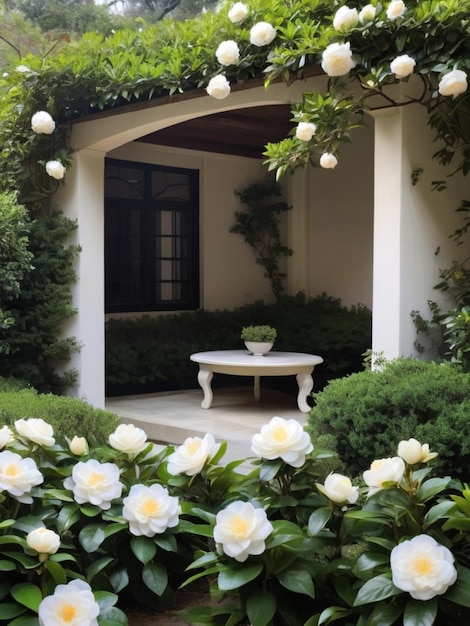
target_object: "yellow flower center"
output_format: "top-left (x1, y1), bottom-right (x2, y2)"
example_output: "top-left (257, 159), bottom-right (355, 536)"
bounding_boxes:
top-left (88, 471), bottom-right (104, 487)
top-left (187, 441), bottom-right (201, 455)
top-left (59, 603), bottom-right (77, 622)
top-left (272, 426), bottom-right (287, 443)
top-left (141, 497), bottom-right (159, 517)
top-left (231, 515), bottom-right (250, 538)
top-left (5, 463), bottom-right (19, 477)
top-left (412, 556), bottom-right (433, 576)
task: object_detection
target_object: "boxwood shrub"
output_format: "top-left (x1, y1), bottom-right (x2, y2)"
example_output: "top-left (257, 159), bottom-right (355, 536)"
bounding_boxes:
top-left (307, 358), bottom-right (470, 480)
top-left (0, 387), bottom-right (119, 443)
top-left (105, 292), bottom-right (371, 396)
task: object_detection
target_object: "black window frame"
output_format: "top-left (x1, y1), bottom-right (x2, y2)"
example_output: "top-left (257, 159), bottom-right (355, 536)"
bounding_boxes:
top-left (104, 158), bottom-right (200, 313)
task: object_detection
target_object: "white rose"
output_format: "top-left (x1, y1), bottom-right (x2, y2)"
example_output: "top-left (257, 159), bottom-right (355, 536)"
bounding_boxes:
top-left (397, 438), bottom-right (438, 464)
top-left (320, 153), bottom-right (338, 169)
top-left (215, 40), bottom-right (240, 66)
top-left (206, 74), bottom-right (231, 99)
top-left (438, 69), bottom-right (468, 98)
top-left (15, 418), bottom-right (55, 447)
top-left (391, 534), bottom-right (457, 600)
top-left (27, 527), bottom-right (60, 559)
top-left (228, 2), bottom-right (248, 23)
top-left (69, 436), bottom-right (89, 456)
top-left (333, 6), bottom-right (359, 32)
top-left (390, 54), bottom-right (416, 79)
top-left (31, 111), bottom-right (56, 134)
top-left (296, 122), bottom-right (317, 141)
top-left (122, 483), bottom-right (181, 537)
top-left (359, 4), bottom-right (376, 23)
top-left (167, 433), bottom-right (218, 476)
top-left (250, 22), bottom-right (277, 47)
top-left (0, 426), bottom-right (13, 450)
top-left (63, 459), bottom-right (122, 510)
top-left (321, 42), bottom-right (356, 77)
top-left (363, 456), bottom-right (405, 497)
top-left (214, 500), bottom-right (274, 562)
top-left (109, 423), bottom-right (147, 456)
top-left (45, 160), bottom-right (66, 180)
top-left (317, 473), bottom-right (359, 504)
top-left (251, 416), bottom-right (313, 468)
top-left (0, 450), bottom-right (43, 504)
top-left (38, 579), bottom-right (99, 626)
top-left (386, 0), bottom-right (406, 20)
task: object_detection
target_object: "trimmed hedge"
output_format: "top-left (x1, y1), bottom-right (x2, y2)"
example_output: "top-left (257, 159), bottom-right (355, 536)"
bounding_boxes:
top-left (307, 358), bottom-right (470, 479)
top-left (105, 293), bottom-right (372, 396)
top-left (0, 388), bottom-right (119, 443)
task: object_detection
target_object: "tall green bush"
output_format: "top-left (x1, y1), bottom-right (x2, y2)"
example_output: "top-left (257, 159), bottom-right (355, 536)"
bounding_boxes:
top-left (308, 358), bottom-right (470, 479)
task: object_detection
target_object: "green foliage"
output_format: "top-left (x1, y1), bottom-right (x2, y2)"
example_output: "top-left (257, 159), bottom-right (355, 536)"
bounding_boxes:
top-left (240, 324), bottom-right (277, 342)
top-left (231, 179), bottom-right (293, 299)
top-left (105, 293), bottom-right (371, 394)
top-left (308, 358), bottom-right (470, 479)
top-left (0, 210), bottom-right (80, 393)
top-left (0, 388), bottom-right (119, 442)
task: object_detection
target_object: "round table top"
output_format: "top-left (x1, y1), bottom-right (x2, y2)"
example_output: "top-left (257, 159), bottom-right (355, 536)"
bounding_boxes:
top-left (190, 350), bottom-right (323, 368)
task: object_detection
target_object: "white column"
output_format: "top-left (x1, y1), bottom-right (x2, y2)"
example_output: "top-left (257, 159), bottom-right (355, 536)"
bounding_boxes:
top-left (286, 168), bottom-right (311, 295)
top-left (57, 149), bottom-right (106, 407)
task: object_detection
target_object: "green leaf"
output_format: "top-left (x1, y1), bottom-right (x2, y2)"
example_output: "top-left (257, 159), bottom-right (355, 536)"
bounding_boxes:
top-left (154, 534), bottom-right (177, 553)
top-left (367, 601), bottom-right (403, 626)
top-left (44, 560), bottom-right (67, 585)
top-left (0, 603), bottom-right (25, 620)
top-left (260, 459), bottom-right (283, 481)
top-left (403, 598), bottom-right (437, 626)
top-left (142, 562), bottom-right (168, 596)
top-left (87, 556), bottom-right (114, 582)
top-left (445, 565), bottom-right (470, 607)
top-left (417, 477), bottom-right (451, 503)
top-left (278, 568), bottom-right (315, 598)
top-left (109, 566), bottom-right (129, 593)
top-left (9, 617), bottom-right (38, 626)
top-left (11, 584), bottom-right (42, 612)
top-left (79, 524), bottom-right (105, 552)
top-left (218, 563), bottom-right (264, 591)
top-left (247, 589), bottom-right (276, 626)
top-left (318, 606), bottom-right (352, 624)
top-left (354, 575), bottom-right (401, 606)
top-left (56, 503), bottom-right (80, 533)
top-left (97, 606), bottom-right (129, 625)
top-left (0, 559), bottom-right (16, 571)
top-left (353, 552), bottom-right (390, 580)
top-left (424, 501), bottom-right (455, 527)
top-left (131, 536), bottom-right (157, 564)
top-left (308, 507), bottom-right (332, 536)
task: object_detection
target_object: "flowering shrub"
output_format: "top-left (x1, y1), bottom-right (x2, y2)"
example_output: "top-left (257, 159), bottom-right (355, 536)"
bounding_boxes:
top-left (3, 414), bottom-right (470, 625)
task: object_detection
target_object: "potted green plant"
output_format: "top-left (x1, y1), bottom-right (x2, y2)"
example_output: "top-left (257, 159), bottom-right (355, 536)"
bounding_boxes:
top-left (241, 325), bottom-right (277, 355)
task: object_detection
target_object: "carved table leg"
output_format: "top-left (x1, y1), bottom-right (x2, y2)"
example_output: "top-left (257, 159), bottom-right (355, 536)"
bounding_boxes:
top-left (296, 372), bottom-right (313, 413)
top-left (197, 368), bottom-right (214, 409)
top-left (253, 375), bottom-right (261, 402)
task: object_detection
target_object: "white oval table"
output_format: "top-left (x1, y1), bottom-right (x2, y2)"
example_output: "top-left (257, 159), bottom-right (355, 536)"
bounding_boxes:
top-left (190, 350), bottom-right (324, 413)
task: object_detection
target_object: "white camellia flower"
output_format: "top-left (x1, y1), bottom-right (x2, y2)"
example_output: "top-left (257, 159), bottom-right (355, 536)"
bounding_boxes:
top-left (63, 459), bottom-right (122, 510)
top-left (45, 160), bottom-right (66, 180)
top-left (320, 153), bottom-right (338, 169)
top-left (390, 54), bottom-right (416, 79)
top-left (363, 456), bottom-right (405, 497)
top-left (0, 450), bottom-right (43, 503)
top-left (38, 579), bottom-right (99, 626)
top-left (296, 122), bottom-right (317, 141)
top-left (250, 22), bottom-right (277, 47)
top-left (27, 527), bottom-right (61, 559)
top-left (317, 473), bottom-right (359, 504)
top-left (109, 423), bottom-right (147, 456)
top-left (397, 438), bottom-right (438, 465)
top-left (167, 433), bottom-right (218, 476)
top-left (438, 69), bottom-right (468, 98)
top-left (228, 2), bottom-right (248, 23)
top-left (333, 6), bottom-right (359, 32)
top-left (206, 74), bottom-right (231, 99)
top-left (122, 483), bottom-right (181, 537)
top-left (0, 425), bottom-right (13, 450)
top-left (214, 500), bottom-right (274, 562)
top-left (321, 42), bottom-right (356, 77)
top-left (386, 0), bottom-right (406, 20)
top-left (69, 436), bottom-right (89, 456)
top-left (251, 416), bottom-right (313, 468)
top-left (216, 40), bottom-right (240, 66)
top-left (391, 534), bottom-right (457, 600)
top-left (359, 4), bottom-right (376, 23)
top-left (31, 111), bottom-right (56, 134)
top-left (15, 418), bottom-right (55, 447)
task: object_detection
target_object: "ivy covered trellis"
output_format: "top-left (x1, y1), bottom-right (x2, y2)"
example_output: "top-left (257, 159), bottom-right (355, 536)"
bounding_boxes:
top-left (1, 0), bottom-right (470, 386)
